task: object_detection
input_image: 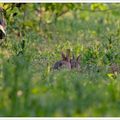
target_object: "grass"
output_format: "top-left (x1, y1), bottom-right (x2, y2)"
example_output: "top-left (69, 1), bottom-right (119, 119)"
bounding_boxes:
top-left (0, 4), bottom-right (120, 117)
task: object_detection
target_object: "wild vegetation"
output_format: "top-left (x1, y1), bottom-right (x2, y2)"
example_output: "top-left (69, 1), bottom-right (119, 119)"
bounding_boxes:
top-left (0, 3), bottom-right (120, 116)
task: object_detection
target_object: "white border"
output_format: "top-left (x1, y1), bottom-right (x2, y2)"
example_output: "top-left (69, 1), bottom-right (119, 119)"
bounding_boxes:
top-left (0, 0), bottom-right (120, 120)
top-left (0, 0), bottom-right (120, 3)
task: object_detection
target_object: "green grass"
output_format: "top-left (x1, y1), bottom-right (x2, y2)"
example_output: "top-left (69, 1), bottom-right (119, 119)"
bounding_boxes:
top-left (0, 4), bottom-right (120, 117)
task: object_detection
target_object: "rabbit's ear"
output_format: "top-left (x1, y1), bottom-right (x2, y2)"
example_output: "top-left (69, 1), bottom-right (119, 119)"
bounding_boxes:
top-left (61, 52), bottom-right (66, 60)
top-left (77, 55), bottom-right (81, 61)
top-left (66, 49), bottom-right (70, 59)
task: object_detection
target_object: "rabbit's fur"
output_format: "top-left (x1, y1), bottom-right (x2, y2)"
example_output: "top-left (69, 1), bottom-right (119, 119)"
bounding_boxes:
top-left (53, 49), bottom-right (80, 70)
top-left (53, 49), bottom-right (71, 70)
top-left (70, 54), bottom-right (81, 70)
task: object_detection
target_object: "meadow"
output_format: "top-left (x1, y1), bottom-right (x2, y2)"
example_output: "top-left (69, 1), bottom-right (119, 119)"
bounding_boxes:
top-left (0, 3), bottom-right (120, 117)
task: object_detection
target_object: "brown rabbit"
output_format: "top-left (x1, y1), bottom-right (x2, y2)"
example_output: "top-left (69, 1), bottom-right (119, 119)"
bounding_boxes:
top-left (70, 54), bottom-right (81, 70)
top-left (53, 49), bottom-right (71, 70)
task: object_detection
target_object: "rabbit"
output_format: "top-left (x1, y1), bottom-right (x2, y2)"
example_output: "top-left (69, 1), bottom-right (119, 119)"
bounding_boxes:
top-left (70, 54), bottom-right (81, 70)
top-left (53, 49), bottom-right (71, 70)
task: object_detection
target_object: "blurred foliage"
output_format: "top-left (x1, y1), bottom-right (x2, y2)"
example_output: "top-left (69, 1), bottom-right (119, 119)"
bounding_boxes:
top-left (0, 3), bottom-right (120, 117)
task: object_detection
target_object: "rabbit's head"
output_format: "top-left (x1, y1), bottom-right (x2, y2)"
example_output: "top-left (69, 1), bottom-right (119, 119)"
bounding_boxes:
top-left (61, 49), bottom-right (71, 69)
top-left (53, 49), bottom-right (71, 70)
top-left (53, 49), bottom-right (81, 70)
top-left (70, 54), bottom-right (81, 70)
